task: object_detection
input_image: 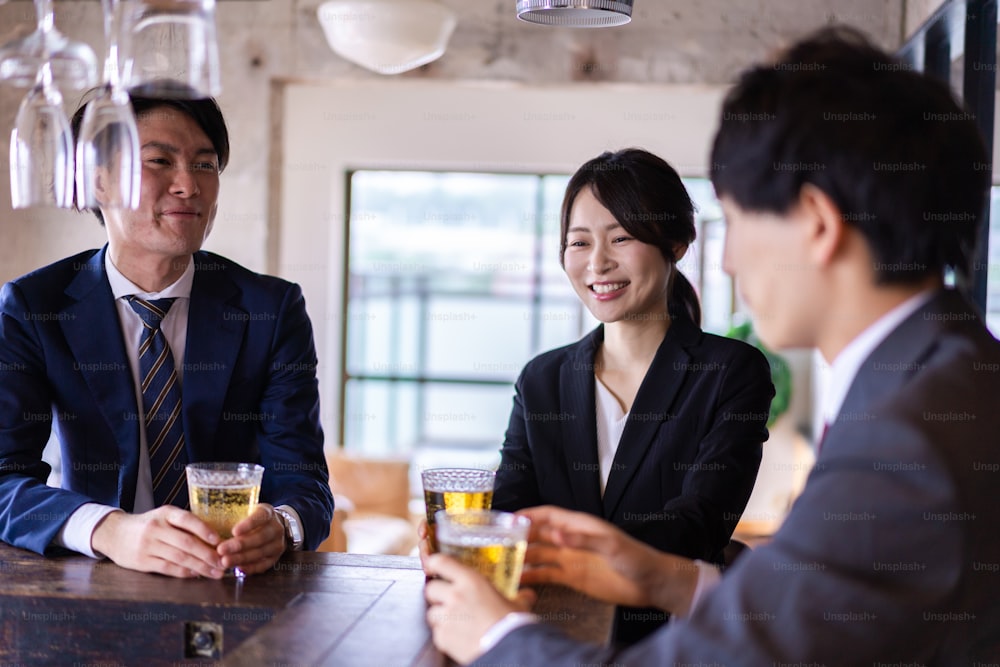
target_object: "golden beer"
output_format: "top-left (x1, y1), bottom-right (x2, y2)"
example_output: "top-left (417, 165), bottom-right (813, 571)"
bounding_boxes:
top-left (421, 468), bottom-right (496, 552)
top-left (190, 484), bottom-right (260, 539)
top-left (185, 463), bottom-right (265, 540)
top-left (434, 510), bottom-right (531, 599)
top-left (438, 538), bottom-right (527, 600)
top-left (424, 489), bottom-right (493, 551)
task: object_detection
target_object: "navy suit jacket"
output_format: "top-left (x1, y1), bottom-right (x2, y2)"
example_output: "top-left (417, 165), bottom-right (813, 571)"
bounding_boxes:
top-left (0, 247), bottom-right (334, 553)
top-left (481, 290), bottom-right (1000, 665)
top-left (494, 314), bottom-right (773, 563)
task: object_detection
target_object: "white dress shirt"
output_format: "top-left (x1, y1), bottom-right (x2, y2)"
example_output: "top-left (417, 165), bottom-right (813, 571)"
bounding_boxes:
top-left (594, 376), bottom-right (628, 496)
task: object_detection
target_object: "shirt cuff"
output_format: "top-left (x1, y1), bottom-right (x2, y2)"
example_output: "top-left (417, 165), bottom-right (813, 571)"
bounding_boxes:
top-left (479, 611), bottom-right (539, 653)
top-left (50, 503), bottom-right (122, 559)
top-left (684, 559), bottom-right (722, 616)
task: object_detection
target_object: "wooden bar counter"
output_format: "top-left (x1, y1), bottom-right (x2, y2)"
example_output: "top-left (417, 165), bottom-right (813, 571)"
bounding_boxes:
top-left (0, 542), bottom-right (612, 665)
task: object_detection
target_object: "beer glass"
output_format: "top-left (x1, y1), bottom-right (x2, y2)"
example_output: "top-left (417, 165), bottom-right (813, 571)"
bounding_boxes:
top-left (421, 467), bottom-right (495, 552)
top-left (186, 462), bottom-right (264, 577)
top-left (435, 510), bottom-right (530, 600)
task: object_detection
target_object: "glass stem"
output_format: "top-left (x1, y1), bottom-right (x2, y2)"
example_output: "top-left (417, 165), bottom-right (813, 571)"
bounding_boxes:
top-left (35, 0), bottom-right (54, 34)
top-left (102, 0), bottom-right (125, 92)
top-left (37, 62), bottom-right (63, 106)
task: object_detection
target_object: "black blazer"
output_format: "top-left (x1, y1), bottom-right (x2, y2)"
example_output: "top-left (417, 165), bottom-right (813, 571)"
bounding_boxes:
top-left (493, 314), bottom-right (773, 643)
top-left (494, 314), bottom-right (773, 562)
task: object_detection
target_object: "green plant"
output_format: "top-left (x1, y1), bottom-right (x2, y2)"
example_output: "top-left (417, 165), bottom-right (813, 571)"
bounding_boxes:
top-left (725, 320), bottom-right (792, 427)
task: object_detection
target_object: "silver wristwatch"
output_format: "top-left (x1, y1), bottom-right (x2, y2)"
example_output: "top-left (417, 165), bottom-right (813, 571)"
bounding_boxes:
top-left (274, 506), bottom-right (304, 551)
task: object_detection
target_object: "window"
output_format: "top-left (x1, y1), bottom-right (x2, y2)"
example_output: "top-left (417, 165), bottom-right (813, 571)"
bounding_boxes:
top-left (341, 170), bottom-right (731, 456)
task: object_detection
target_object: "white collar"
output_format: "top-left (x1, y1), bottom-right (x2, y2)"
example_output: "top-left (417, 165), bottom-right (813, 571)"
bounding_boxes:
top-left (822, 289), bottom-right (934, 423)
top-left (105, 252), bottom-right (195, 301)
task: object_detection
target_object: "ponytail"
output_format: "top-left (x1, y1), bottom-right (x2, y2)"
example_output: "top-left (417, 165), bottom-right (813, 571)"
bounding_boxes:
top-left (669, 270), bottom-right (701, 325)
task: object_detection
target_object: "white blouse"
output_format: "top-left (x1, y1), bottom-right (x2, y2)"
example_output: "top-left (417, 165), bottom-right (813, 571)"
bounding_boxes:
top-left (594, 376), bottom-right (629, 495)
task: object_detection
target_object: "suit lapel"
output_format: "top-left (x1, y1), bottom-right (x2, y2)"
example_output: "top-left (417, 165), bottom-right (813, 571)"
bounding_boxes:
top-left (560, 328), bottom-right (603, 515)
top-left (61, 247), bottom-right (141, 511)
top-left (832, 290), bottom-right (967, 446)
top-left (182, 254), bottom-right (244, 462)
top-left (601, 315), bottom-right (698, 519)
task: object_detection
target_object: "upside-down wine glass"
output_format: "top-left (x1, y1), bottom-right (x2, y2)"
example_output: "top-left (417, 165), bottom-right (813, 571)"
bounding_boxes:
top-left (0, 0), bottom-right (98, 89)
top-left (76, 0), bottom-right (141, 211)
top-left (9, 62), bottom-right (75, 208)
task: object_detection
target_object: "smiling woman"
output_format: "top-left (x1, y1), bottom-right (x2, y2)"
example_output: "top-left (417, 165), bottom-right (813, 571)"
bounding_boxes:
top-left (491, 147), bottom-right (775, 644)
top-left (560, 149), bottom-right (698, 329)
top-left (563, 188), bottom-right (674, 326)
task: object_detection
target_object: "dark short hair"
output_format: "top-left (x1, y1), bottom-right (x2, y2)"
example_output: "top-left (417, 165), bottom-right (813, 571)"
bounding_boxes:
top-left (71, 82), bottom-right (230, 225)
top-left (561, 148), bottom-right (701, 324)
top-left (710, 26), bottom-right (990, 288)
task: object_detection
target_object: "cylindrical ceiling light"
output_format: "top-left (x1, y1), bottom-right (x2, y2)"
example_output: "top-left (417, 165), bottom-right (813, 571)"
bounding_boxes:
top-left (516, 0), bottom-right (633, 28)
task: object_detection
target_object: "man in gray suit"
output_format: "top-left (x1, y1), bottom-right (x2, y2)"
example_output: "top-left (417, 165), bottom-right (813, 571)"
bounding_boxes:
top-left (422, 27), bottom-right (1000, 666)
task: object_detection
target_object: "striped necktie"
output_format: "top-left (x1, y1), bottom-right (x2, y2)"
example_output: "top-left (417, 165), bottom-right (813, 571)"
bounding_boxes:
top-left (127, 296), bottom-right (189, 508)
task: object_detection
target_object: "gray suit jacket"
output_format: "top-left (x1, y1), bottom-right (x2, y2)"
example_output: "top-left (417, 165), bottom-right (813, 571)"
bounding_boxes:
top-left (480, 289), bottom-right (1000, 666)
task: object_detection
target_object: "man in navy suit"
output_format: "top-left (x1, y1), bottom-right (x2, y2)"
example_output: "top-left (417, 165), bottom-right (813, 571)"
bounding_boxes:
top-left (422, 27), bottom-right (1000, 665)
top-left (0, 91), bottom-right (333, 578)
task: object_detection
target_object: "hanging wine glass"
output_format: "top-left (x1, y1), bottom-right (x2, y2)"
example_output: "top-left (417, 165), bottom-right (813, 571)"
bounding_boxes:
top-left (76, 0), bottom-right (141, 211)
top-left (0, 0), bottom-right (98, 90)
top-left (120, 0), bottom-right (221, 98)
top-left (9, 62), bottom-right (75, 209)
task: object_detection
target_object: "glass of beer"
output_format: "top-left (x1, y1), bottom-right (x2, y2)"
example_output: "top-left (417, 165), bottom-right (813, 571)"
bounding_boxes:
top-left (186, 462), bottom-right (264, 577)
top-left (434, 510), bottom-right (530, 599)
top-left (421, 467), bottom-right (495, 552)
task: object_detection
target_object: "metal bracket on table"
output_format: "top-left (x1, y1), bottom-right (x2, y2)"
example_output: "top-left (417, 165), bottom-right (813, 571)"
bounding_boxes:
top-left (184, 621), bottom-right (223, 659)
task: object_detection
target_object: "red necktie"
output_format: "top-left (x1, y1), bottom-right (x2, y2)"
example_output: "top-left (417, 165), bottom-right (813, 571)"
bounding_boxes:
top-left (816, 421), bottom-right (831, 456)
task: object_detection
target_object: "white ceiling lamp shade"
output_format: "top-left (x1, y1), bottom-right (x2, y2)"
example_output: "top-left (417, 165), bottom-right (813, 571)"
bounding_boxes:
top-left (317, 0), bottom-right (458, 75)
top-left (516, 0), bottom-right (633, 28)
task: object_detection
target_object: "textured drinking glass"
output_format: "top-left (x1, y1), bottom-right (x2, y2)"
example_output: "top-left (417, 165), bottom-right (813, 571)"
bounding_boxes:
top-left (9, 63), bottom-right (74, 209)
top-left (0, 0), bottom-right (98, 89)
top-left (435, 510), bottom-right (530, 599)
top-left (120, 0), bottom-right (221, 98)
top-left (186, 462), bottom-right (264, 578)
top-left (421, 467), bottom-right (495, 552)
